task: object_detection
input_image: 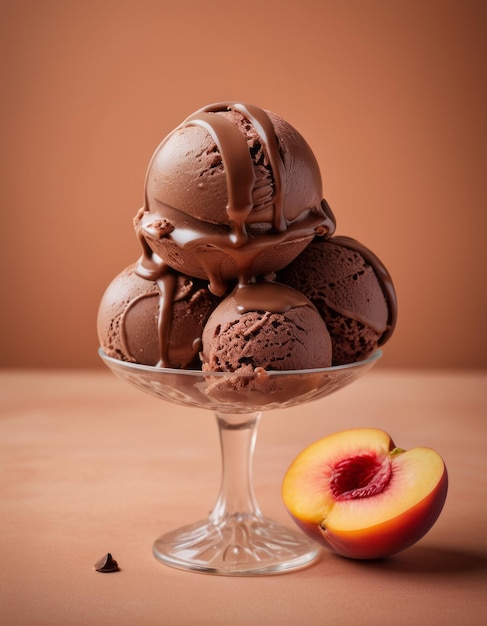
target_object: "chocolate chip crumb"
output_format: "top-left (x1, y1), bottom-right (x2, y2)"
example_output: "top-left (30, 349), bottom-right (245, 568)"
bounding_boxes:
top-left (144, 219), bottom-right (175, 239)
top-left (94, 553), bottom-right (120, 573)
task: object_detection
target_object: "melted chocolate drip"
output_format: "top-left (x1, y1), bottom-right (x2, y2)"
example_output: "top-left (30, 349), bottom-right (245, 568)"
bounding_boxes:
top-left (134, 102), bottom-right (336, 367)
top-left (234, 282), bottom-right (314, 315)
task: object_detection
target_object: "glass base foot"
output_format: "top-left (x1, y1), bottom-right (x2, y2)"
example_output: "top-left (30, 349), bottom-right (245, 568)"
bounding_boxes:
top-left (153, 514), bottom-right (321, 575)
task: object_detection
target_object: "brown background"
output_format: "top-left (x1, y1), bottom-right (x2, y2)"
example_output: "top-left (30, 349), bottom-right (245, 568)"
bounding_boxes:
top-left (1, 0), bottom-right (486, 369)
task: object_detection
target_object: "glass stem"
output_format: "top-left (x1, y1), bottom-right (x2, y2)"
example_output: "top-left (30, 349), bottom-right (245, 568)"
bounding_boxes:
top-left (209, 412), bottom-right (263, 524)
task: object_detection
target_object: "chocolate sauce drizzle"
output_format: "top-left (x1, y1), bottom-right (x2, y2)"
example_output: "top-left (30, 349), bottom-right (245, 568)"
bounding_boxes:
top-left (134, 102), bottom-right (336, 367)
top-left (183, 110), bottom-right (256, 246)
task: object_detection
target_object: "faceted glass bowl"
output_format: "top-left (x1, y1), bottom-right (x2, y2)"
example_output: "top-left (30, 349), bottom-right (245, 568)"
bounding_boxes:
top-left (99, 348), bottom-right (382, 575)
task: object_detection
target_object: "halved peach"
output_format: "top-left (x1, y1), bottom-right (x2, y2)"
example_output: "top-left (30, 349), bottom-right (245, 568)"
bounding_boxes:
top-left (282, 428), bottom-right (448, 559)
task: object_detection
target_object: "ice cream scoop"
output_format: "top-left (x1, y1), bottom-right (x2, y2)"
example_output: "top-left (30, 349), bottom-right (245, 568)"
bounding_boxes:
top-left (201, 281), bottom-right (333, 372)
top-left (97, 262), bottom-right (219, 368)
top-left (99, 102), bottom-right (397, 374)
top-left (134, 102), bottom-right (336, 296)
top-left (278, 236), bottom-right (397, 365)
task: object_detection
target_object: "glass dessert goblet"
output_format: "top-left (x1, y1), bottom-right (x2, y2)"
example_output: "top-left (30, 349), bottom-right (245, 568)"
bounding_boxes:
top-left (99, 348), bottom-right (382, 576)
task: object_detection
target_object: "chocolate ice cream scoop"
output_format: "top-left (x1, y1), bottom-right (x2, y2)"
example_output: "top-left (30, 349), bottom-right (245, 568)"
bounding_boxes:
top-left (135, 102), bottom-right (336, 296)
top-left (201, 282), bottom-right (332, 372)
top-left (97, 262), bottom-right (219, 369)
top-left (278, 236), bottom-right (397, 365)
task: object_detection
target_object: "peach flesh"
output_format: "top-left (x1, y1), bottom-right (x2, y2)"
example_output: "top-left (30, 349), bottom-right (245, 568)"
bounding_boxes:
top-left (282, 428), bottom-right (448, 560)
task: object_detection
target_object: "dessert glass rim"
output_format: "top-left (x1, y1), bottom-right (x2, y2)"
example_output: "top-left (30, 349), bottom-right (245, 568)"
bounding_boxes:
top-left (98, 346), bottom-right (382, 377)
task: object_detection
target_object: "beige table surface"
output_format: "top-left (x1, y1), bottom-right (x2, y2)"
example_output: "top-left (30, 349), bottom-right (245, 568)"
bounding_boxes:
top-left (1, 368), bottom-right (486, 626)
